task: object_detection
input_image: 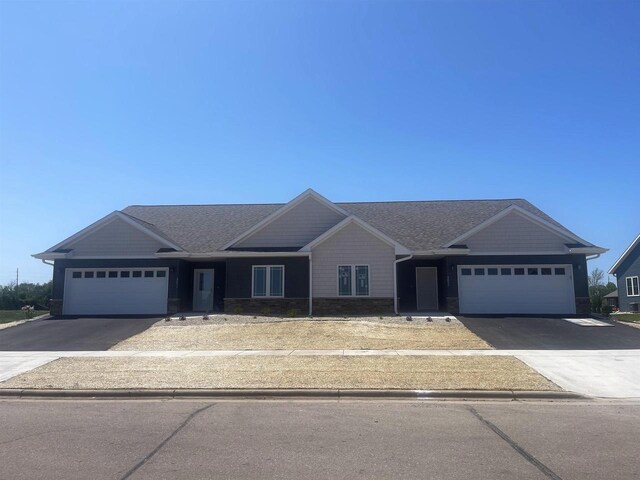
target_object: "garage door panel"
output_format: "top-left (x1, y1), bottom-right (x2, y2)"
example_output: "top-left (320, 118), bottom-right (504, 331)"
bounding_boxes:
top-left (458, 265), bottom-right (575, 315)
top-left (63, 269), bottom-right (169, 315)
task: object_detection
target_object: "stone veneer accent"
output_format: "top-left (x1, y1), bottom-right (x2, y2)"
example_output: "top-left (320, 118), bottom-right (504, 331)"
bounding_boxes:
top-left (575, 297), bottom-right (591, 316)
top-left (446, 297), bottom-right (460, 315)
top-left (49, 299), bottom-right (63, 316)
top-left (224, 298), bottom-right (309, 316)
top-left (312, 298), bottom-right (394, 316)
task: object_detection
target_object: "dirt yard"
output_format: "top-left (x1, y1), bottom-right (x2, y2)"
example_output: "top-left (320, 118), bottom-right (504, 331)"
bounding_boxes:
top-left (112, 320), bottom-right (491, 351)
top-left (1, 355), bottom-right (556, 390)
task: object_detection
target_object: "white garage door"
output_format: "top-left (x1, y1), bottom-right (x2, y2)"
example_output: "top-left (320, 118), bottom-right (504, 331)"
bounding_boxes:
top-left (63, 268), bottom-right (169, 315)
top-left (458, 265), bottom-right (576, 315)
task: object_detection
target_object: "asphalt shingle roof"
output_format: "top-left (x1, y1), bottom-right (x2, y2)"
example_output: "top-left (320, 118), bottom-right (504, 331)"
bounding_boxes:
top-left (122, 198), bottom-right (588, 253)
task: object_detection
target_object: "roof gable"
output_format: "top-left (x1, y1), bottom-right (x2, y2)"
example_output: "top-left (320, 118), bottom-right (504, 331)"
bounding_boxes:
top-left (231, 193), bottom-right (347, 249)
top-left (443, 205), bottom-right (587, 249)
top-left (223, 189), bottom-right (348, 250)
top-left (302, 216), bottom-right (411, 255)
top-left (609, 233), bottom-right (640, 275)
top-left (34, 212), bottom-right (182, 259)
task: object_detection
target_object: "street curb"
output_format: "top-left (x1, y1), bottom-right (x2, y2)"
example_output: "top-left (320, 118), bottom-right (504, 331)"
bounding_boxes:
top-left (0, 388), bottom-right (586, 400)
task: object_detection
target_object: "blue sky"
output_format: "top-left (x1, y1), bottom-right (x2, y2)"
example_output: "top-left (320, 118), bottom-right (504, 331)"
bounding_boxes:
top-left (0, 0), bottom-right (638, 285)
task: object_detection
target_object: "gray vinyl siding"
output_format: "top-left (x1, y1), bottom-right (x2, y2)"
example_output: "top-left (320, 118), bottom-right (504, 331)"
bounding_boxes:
top-left (616, 245), bottom-right (640, 312)
top-left (235, 197), bottom-right (345, 249)
top-left (312, 222), bottom-right (395, 298)
top-left (465, 211), bottom-right (571, 253)
top-left (66, 217), bottom-right (165, 256)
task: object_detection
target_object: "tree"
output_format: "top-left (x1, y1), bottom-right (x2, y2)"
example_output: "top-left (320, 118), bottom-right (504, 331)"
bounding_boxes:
top-left (588, 270), bottom-right (617, 313)
top-left (589, 268), bottom-right (605, 287)
top-left (0, 281), bottom-right (52, 310)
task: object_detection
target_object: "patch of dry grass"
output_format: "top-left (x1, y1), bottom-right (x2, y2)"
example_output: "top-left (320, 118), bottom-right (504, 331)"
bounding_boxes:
top-left (112, 321), bottom-right (491, 351)
top-left (0, 356), bottom-right (557, 391)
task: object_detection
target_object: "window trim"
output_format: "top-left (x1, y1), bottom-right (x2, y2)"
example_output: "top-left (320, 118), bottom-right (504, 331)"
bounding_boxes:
top-left (251, 265), bottom-right (285, 298)
top-left (626, 276), bottom-right (640, 297)
top-left (337, 264), bottom-right (370, 297)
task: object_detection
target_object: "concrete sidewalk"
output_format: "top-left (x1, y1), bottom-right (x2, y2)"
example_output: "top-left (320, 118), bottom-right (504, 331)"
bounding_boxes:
top-left (2, 349), bottom-right (639, 398)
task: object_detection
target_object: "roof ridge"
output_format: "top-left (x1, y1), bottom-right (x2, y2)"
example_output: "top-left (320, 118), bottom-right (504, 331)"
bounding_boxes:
top-left (337, 198), bottom-right (527, 204)
top-left (124, 198), bottom-right (528, 209)
top-left (124, 202), bottom-right (286, 208)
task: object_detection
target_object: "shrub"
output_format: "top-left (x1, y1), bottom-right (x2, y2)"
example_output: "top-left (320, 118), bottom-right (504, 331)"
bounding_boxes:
top-left (232, 306), bottom-right (243, 315)
top-left (260, 307), bottom-right (272, 316)
top-left (286, 308), bottom-right (298, 318)
top-left (601, 304), bottom-right (613, 317)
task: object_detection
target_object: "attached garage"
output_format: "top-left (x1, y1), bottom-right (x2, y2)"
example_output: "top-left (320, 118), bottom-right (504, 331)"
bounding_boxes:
top-left (458, 265), bottom-right (576, 315)
top-left (63, 268), bottom-right (169, 315)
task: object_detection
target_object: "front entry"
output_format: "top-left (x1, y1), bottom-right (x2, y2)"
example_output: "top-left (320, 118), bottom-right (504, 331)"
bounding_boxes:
top-left (416, 267), bottom-right (438, 310)
top-left (193, 269), bottom-right (214, 311)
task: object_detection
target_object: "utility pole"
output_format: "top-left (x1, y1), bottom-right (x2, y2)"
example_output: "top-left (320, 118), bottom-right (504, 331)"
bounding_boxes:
top-left (16, 268), bottom-right (19, 286)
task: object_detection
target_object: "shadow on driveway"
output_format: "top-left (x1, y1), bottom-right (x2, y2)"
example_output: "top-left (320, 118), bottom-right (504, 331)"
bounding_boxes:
top-left (0, 317), bottom-right (159, 351)
top-left (459, 316), bottom-right (640, 350)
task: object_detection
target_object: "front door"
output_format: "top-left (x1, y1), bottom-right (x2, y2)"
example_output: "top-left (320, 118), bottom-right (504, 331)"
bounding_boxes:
top-left (193, 269), bottom-right (214, 311)
top-left (416, 267), bottom-right (438, 311)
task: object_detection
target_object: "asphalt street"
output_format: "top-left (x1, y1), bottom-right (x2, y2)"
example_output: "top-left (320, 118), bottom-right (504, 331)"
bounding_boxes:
top-left (0, 399), bottom-right (637, 480)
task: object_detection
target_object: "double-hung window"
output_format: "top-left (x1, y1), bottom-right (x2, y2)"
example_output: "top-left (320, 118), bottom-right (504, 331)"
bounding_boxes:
top-left (626, 276), bottom-right (639, 297)
top-left (252, 265), bottom-right (284, 297)
top-left (338, 265), bottom-right (369, 296)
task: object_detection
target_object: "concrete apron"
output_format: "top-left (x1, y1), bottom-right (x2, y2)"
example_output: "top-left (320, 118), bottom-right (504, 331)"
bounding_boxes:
top-left (1, 349), bottom-right (639, 399)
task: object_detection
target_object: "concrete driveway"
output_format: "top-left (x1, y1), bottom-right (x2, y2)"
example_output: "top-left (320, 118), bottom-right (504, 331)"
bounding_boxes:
top-left (514, 350), bottom-right (640, 398)
top-left (459, 316), bottom-right (640, 349)
top-left (458, 316), bottom-right (640, 398)
top-left (0, 317), bottom-right (158, 351)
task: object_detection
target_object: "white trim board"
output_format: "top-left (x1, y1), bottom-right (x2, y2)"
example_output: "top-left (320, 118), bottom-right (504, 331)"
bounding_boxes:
top-left (221, 189), bottom-right (349, 250)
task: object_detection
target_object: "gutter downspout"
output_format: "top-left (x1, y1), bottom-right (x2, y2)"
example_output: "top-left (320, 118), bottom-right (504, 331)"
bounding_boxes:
top-left (393, 254), bottom-right (413, 315)
top-left (309, 253), bottom-right (313, 316)
top-left (586, 254), bottom-right (601, 261)
top-left (41, 259), bottom-right (54, 267)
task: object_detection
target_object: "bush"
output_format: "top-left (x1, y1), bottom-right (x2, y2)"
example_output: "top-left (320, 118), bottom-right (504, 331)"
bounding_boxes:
top-left (590, 295), bottom-right (603, 314)
top-left (286, 308), bottom-right (298, 318)
top-left (232, 306), bottom-right (243, 315)
top-left (260, 307), bottom-right (272, 316)
top-left (601, 304), bottom-right (613, 317)
top-left (0, 281), bottom-right (52, 310)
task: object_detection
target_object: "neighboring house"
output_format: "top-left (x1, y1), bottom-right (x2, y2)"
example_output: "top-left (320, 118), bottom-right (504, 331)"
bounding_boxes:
top-left (609, 234), bottom-right (640, 312)
top-left (34, 189), bottom-right (606, 317)
top-left (603, 290), bottom-right (619, 309)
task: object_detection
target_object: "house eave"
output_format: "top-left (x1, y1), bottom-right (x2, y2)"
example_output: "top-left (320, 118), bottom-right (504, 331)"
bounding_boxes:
top-left (411, 249), bottom-right (471, 256)
top-left (32, 252), bottom-right (70, 260)
top-left (568, 247), bottom-right (608, 255)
